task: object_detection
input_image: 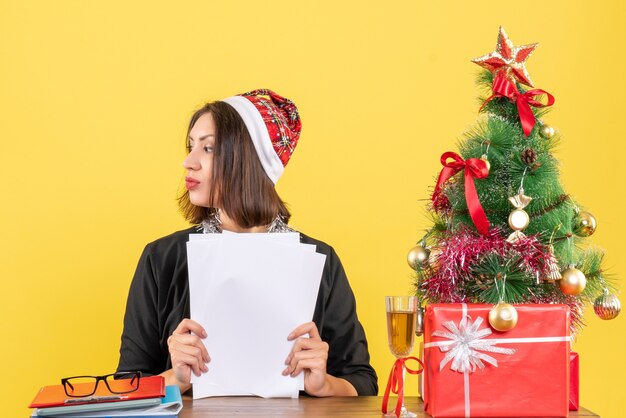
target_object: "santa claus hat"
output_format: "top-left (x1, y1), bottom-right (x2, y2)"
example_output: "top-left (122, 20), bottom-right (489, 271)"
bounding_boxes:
top-left (223, 89), bottom-right (302, 184)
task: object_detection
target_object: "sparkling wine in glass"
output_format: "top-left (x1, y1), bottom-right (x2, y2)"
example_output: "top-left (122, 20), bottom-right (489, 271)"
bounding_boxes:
top-left (385, 296), bottom-right (418, 418)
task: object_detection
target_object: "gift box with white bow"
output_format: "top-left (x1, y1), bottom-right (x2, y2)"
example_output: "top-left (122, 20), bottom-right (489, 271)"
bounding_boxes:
top-left (423, 303), bottom-right (570, 418)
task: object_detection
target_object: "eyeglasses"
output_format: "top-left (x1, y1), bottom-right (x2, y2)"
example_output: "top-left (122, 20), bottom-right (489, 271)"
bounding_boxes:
top-left (61, 371), bottom-right (142, 398)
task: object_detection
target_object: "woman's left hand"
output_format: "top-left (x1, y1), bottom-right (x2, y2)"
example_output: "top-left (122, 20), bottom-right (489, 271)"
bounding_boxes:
top-left (282, 321), bottom-right (330, 396)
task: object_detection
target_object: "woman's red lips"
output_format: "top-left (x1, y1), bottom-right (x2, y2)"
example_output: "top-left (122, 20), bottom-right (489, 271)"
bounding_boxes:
top-left (185, 177), bottom-right (200, 190)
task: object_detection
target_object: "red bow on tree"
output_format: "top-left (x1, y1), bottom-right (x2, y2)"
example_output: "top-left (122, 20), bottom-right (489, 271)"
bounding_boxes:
top-left (482, 74), bottom-right (555, 137)
top-left (432, 152), bottom-right (490, 236)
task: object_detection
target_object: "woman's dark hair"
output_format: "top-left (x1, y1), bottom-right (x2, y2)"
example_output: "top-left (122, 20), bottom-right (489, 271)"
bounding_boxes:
top-left (178, 101), bottom-right (290, 228)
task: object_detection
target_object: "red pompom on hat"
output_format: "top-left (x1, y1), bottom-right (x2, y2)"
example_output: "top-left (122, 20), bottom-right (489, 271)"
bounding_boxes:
top-left (223, 89), bottom-right (302, 184)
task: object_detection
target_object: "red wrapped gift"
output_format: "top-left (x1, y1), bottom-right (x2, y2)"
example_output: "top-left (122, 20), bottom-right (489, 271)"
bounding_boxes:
top-left (570, 352), bottom-right (579, 411)
top-left (423, 303), bottom-right (570, 417)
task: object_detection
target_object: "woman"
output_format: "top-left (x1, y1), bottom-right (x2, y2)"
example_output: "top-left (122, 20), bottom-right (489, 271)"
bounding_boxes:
top-left (117, 89), bottom-right (378, 397)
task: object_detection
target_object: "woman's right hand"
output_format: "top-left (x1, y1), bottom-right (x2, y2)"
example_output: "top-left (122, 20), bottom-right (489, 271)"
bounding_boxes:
top-left (167, 318), bottom-right (211, 384)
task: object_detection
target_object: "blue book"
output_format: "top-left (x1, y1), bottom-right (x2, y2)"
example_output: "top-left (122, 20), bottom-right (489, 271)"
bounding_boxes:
top-left (32, 385), bottom-right (183, 418)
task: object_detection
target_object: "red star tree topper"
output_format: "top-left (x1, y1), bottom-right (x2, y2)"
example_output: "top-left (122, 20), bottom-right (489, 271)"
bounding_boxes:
top-left (472, 26), bottom-right (538, 87)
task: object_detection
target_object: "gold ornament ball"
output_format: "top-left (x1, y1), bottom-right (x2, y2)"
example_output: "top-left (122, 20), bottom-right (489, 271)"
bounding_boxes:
top-left (559, 267), bottom-right (587, 295)
top-left (407, 245), bottom-right (430, 269)
top-left (508, 209), bottom-right (530, 231)
top-left (573, 211), bottom-right (597, 237)
top-left (594, 293), bottom-right (621, 320)
top-left (539, 124), bottom-right (555, 139)
top-left (489, 303), bottom-right (518, 332)
top-left (480, 155), bottom-right (491, 173)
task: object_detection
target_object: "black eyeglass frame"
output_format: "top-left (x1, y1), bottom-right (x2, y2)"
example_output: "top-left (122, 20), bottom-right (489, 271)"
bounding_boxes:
top-left (61, 371), bottom-right (142, 398)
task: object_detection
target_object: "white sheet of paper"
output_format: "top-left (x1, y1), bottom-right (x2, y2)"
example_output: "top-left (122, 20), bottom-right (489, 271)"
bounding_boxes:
top-left (188, 231), bottom-right (300, 243)
top-left (187, 233), bottom-right (325, 399)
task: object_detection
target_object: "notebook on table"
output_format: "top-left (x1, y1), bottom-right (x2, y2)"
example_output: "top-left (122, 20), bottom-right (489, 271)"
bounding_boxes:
top-left (29, 375), bottom-right (165, 410)
top-left (31, 385), bottom-right (182, 417)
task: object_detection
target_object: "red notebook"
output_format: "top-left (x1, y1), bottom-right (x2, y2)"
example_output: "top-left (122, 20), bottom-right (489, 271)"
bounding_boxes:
top-left (29, 375), bottom-right (165, 408)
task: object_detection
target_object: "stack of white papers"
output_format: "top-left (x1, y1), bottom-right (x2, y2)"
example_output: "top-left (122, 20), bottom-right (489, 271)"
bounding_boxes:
top-left (187, 232), bottom-right (326, 399)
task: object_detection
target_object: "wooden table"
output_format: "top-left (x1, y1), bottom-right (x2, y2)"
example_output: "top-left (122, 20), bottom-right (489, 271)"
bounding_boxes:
top-left (180, 396), bottom-right (599, 417)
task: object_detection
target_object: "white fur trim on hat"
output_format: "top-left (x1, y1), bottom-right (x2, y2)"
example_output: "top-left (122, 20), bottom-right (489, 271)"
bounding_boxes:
top-left (223, 96), bottom-right (284, 184)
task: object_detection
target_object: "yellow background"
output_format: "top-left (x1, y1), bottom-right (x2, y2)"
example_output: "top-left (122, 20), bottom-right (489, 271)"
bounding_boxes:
top-left (1, 1), bottom-right (624, 417)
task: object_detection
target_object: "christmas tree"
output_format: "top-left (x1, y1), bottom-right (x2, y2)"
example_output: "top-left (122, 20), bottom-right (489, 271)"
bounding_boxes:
top-left (410, 27), bottom-right (620, 332)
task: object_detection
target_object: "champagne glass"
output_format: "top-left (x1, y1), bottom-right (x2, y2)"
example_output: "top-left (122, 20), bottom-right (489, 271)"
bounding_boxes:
top-left (385, 296), bottom-right (418, 418)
